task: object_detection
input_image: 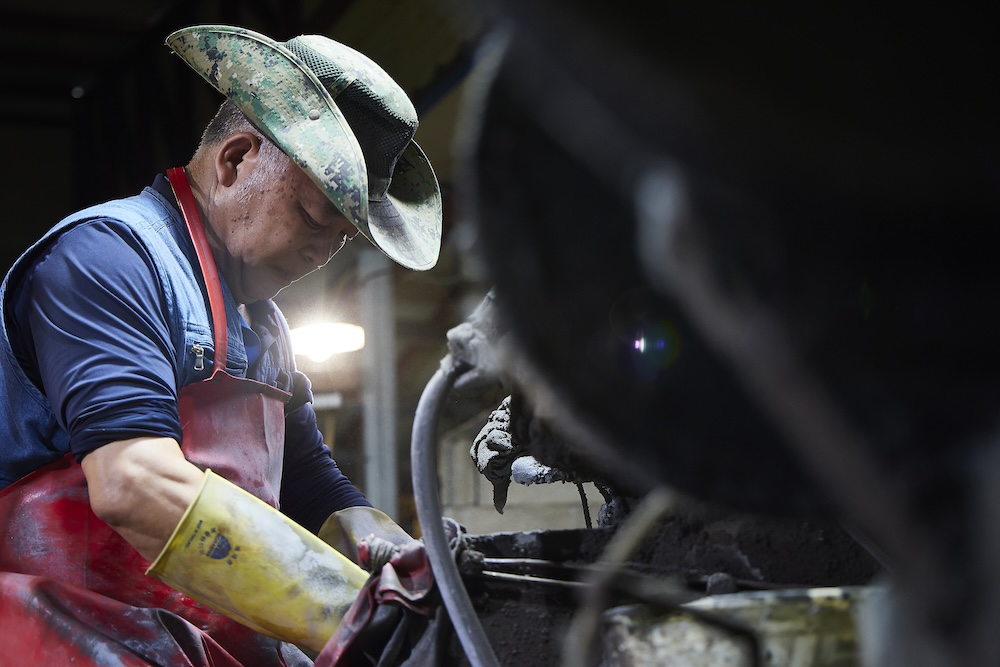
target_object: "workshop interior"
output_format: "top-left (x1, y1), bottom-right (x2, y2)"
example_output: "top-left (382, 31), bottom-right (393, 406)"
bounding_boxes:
top-left (2, 1), bottom-right (998, 665)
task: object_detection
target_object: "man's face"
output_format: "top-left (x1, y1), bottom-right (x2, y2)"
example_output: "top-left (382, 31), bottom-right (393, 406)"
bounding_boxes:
top-left (210, 148), bottom-right (359, 304)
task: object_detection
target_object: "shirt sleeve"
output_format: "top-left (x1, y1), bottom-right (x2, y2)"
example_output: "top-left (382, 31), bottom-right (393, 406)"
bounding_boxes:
top-left (18, 219), bottom-right (182, 458)
top-left (279, 400), bottom-right (372, 533)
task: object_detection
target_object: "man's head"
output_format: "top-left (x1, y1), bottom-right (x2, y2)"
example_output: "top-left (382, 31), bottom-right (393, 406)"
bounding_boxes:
top-left (167, 24), bottom-right (442, 278)
top-left (189, 100), bottom-right (360, 304)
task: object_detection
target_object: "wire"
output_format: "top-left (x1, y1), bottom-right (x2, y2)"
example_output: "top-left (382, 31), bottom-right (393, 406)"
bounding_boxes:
top-left (411, 359), bottom-right (501, 667)
top-left (577, 482), bottom-right (593, 529)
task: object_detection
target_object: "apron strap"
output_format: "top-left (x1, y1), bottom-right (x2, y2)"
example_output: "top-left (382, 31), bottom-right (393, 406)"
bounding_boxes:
top-left (166, 167), bottom-right (228, 370)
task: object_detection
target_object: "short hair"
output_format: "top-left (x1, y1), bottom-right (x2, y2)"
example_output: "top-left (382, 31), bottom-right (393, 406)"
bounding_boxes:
top-left (197, 99), bottom-right (288, 154)
top-left (195, 99), bottom-right (287, 170)
top-left (199, 99), bottom-right (253, 147)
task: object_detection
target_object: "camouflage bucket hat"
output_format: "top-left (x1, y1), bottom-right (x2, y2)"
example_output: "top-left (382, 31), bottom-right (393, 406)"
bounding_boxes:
top-left (166, 25), bottom-right (442, 270)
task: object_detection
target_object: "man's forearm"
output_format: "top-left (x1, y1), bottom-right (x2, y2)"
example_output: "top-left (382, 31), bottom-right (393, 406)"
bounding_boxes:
top-left (81, 436), bottom-right (206, 561)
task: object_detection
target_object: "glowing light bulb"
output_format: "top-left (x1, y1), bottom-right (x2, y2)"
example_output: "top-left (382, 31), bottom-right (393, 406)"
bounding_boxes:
top-left (290, 323), bottom-right (365, 362)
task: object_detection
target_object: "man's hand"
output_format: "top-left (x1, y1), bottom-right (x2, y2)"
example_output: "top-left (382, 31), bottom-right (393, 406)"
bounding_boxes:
top-left (318, 506), bottom-right (418, 569)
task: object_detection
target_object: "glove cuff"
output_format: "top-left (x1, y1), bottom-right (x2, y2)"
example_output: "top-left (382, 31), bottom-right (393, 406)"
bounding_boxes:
top-left (318, 506), bottom-right (415, 567)
top-left (147, 470), bottom-right (369, 652)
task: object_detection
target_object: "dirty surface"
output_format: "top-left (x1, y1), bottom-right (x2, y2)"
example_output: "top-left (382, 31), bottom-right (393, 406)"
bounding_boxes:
top-left (444, 508), bottom-right (880, 666)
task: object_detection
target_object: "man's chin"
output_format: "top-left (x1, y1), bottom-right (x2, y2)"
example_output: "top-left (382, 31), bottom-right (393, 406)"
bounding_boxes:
top-left (237, 280), bottom-right (287, 305)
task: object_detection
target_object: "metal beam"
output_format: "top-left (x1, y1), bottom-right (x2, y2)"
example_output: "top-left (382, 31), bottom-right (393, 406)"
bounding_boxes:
top-left (359, 249), bottom-right (399, 519)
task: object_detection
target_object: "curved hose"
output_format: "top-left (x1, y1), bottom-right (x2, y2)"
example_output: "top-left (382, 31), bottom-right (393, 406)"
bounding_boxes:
top-left (411, 362), bottom-right (501, 667)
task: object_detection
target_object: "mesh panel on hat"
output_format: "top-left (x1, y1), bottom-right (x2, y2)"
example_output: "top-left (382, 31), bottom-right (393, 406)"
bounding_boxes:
top-left (285, 39), bottom-right (416, 200)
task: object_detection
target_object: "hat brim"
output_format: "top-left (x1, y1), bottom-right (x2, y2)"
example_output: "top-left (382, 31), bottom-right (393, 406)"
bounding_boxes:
top-left (369, 141), bottom-right (443, 271)
top-left (166, 25), bottom-right (442, 270)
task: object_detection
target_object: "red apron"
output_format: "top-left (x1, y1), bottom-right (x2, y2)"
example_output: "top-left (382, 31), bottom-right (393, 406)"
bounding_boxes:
top-left (0, 168), bottom-right (306, 666)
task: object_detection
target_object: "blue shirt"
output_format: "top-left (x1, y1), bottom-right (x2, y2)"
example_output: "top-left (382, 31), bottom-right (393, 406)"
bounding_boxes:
top-left (1, 174), bottom-right (369, 532)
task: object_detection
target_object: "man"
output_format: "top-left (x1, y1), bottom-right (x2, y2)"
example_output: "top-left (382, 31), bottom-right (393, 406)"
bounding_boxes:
top-left (0, 24), bottom-right (442, 666)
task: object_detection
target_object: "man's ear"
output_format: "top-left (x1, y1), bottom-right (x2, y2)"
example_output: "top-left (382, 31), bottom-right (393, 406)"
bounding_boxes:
top-left (215, 132), bottom-right (261, 187)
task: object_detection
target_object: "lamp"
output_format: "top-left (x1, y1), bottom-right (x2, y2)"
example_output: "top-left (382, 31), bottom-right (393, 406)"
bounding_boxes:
top-left (289, 322), bottom-right (365, 362)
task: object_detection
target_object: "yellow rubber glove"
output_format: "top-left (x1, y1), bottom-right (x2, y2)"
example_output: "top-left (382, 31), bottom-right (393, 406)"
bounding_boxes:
top-left (147, 470), bottom-right (369, 653)
top-left (318, 506), bottom-right (417, 568)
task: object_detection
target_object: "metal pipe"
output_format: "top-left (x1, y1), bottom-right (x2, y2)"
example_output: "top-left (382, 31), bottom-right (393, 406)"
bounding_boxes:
top-left (360, 249), bottom-right (398, 519)
top-left (411, 362), bottom-right (501, 667)
top-left (476, 570), bottom-right (588, 588)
